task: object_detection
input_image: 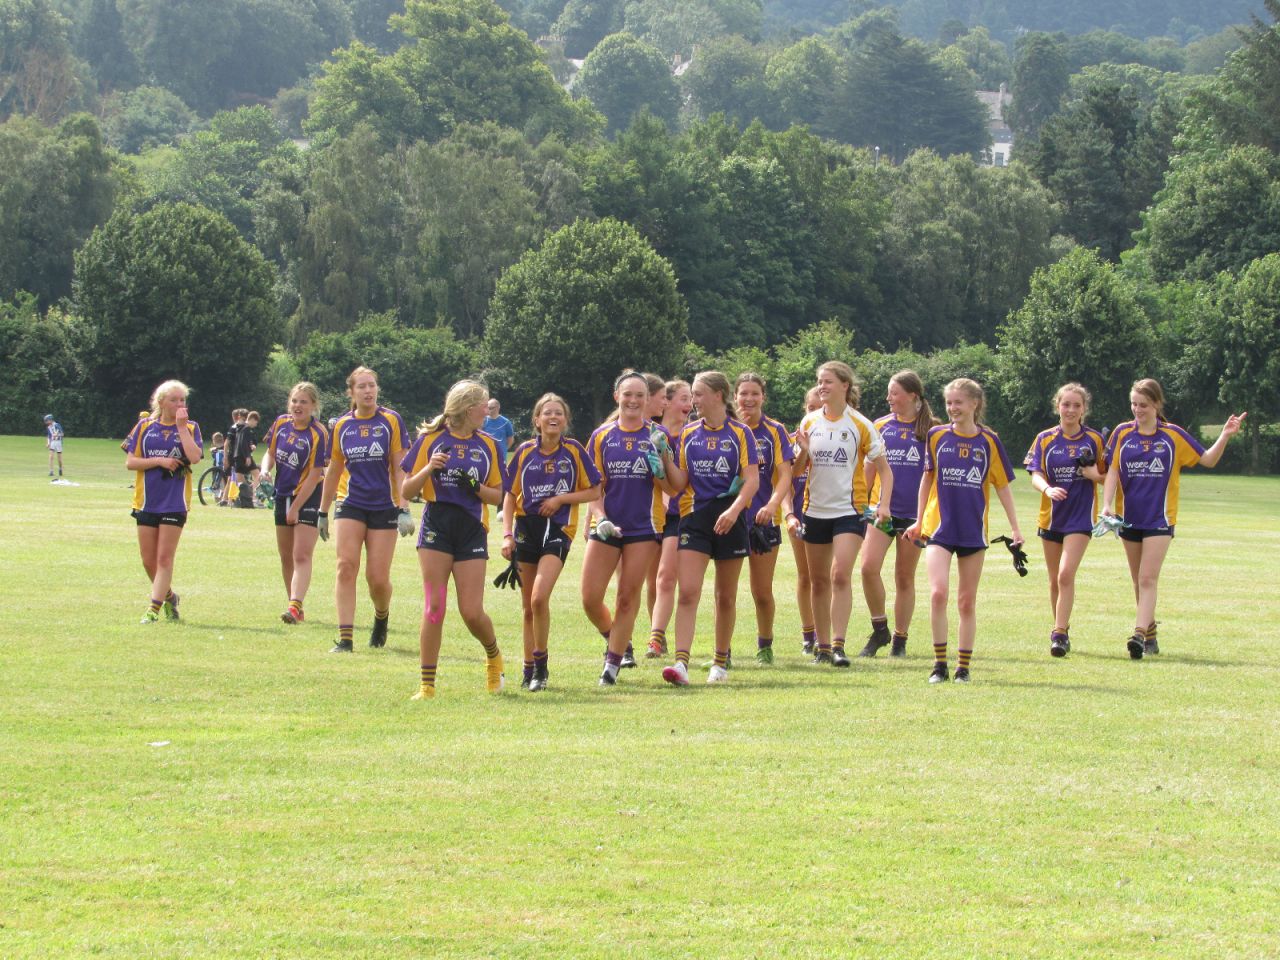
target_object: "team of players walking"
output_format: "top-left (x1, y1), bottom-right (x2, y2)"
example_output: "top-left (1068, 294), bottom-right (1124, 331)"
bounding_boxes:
top-left (122, 364), bottom-right (1246, 696)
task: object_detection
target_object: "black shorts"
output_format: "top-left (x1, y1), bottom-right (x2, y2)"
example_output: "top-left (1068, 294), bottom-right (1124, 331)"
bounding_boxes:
top-left (418, 501), bottom-right (488, 560)
top-left (927, 540), bottom-right (986, 558)
top-left (232, 456), bottom-right (257, 474)
top-left (514, 515), bottom-right (571, 564)
top-left (275, 487), bottom-right (322, 527)
top-left (662, 513), bottom-right (680, 540)
top-left (1119, 525), bottom-right (1175, 543)
top-left (678, 504), bottom-right (749, 560)
top-left (801, 512), bottom-right (866, 545)
top-left (132, 509), bottom-right (187, 528)
top-left (589, 528), bottom-right (661, 548)
top-left (334, 502), bottom-right (400, 530)
top-left (1037, 527), bottom-right (1091, 544)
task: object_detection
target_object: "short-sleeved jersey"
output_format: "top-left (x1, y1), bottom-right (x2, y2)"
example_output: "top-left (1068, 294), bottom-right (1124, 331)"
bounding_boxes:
top-left (266, 415), bottom-right (329, 498)
top-left (676, 417), bottom-right (759, 516)
top-left (330, 406), bottom-right (409, 511)
top-left (744, 416), bottom-right (792, 523)
top-left (587, 421), bottom-right (666, 537)
top-left (46, 421), bottom-right (64, 443)
top-left (1105, 421), bottom-right (1204, 529)
top-left (870, 415), bottom-right (927, 520)
top-left (127, 417), bottom-right (204, 514)
top-left (504, 437), bottom-right (602, 538)
top-left (402, 428), bottom-right (503, 528)
top-left (921, 424), bottom-right (1015, 548)
top-left (799, 407), bottom-right (885, 519)
top-left (1025, 426), bottom-right (1107, 534)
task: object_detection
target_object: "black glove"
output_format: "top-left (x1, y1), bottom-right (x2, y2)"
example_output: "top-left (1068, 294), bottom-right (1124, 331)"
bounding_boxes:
top-left (492, 557), bottom-right (522, 590)
top-left (1074, 447), bottom-right (1096, 468)
top-left (748, 524), bottom-right (773, 555)
top-left (990, 535), bottom-right (1029, 577)
top-left (160, 453), bottom-right (192, 479)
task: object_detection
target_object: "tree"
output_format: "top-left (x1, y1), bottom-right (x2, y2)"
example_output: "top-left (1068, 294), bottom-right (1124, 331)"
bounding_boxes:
top-left (73, 201), bottom-right (279, 427)
top-left (1188, 0), bottom-right (1280, 153)
top-left (1217, 254), bottom-right (1280, 471)
top-left (1, 0), bottom-right (88, 122)
top-left (828, 30), bottom-right (989, 160)
top-left (938, 26), bottom-right (1011, 90)
top-left (575, 33), bottom-right (679, 135)
top-left (995, 247), bottom-right (1156, 432)
top-left (308, 0), bottom-right (600, 146)
top-left (296, 312), bottom-right (478, 426)
top-left (484, 217), bottom-right (687, 422)
top-left (1134, 145), bottom-right (1280, 283)
top-left (682, 34), bottom-right (774, 127)
top-left (0, 112), bottom-right (120, 305)
top-left (75, 0), bottom-right (137, 92)
top-left (551, 0), bottom-right (624, 59)
top-left (0, 292), bottom-right (93, 431)
top-left (100, 85), bottom-right (194, 153)
top-left (1007, 32), bottom-right (1069, 142)
top-left (765, 36), bottom-right (839, 133)
top-left (623, 0), bottom-right (763, 59)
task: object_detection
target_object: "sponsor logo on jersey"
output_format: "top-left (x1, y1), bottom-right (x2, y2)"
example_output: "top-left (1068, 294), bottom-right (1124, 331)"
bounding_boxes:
top-left (905, 447), bottom-right (921, 463)
top-left (833, 449), bottom-right (849, 464)
top-left (368, 441), bottom-right (384, 458)
top-left (555, 479), bottom-right (570, 495)
top-left (1148, 458), bottom-right (1165, 474)
top-left (966, 466), bottom-right (984, 484)
top-left (715, 456), bottom-right (729, 472)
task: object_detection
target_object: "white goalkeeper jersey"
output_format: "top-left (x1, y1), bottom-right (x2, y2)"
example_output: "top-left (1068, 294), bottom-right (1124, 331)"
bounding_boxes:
top-left (798, 406), bottom-right (885, 519)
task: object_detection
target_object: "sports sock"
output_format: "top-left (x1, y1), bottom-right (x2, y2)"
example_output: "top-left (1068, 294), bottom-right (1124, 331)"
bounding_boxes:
top-left (148, 597), bottom-right (163, 616)
top-left (832, 637), bottom-right (845, 652)
top-left (675, 649), bottom-right (690, 667)
top-left (757, 636), bottom-right (772, 649)
top-left (649, 628), bottom-right (666, 646)
top-left (625, 642), bottom-right (634, 657)
top-left (802, 627), bottom-right (816, 645)
top-left (522, 661), bottom-right (535, 684)
top-left (420, 664), bottom-right (437, 687)
top-left (338, 624), bottom-right (353, 645)
top-left (165, 589), bottom-right (177, 602)
top-left (893, 631), bottom-right (908, 643)
top-left (871, 616), bottom-right (888, 631)
top-left (714, 649), bottom-right (728, 668)
top-left (957, 648), bottom-right (972, 670)
top-left (288, 598), bottom-right (303, 618)
top-left (1144, 622), bottom-right (1157, 642)
top-left (374, 608), bottom-right (389, 622)
top-left (480, 636), bottom-right (500, 659)
top-left (533, 650), bottom-right (548, 676)
top-left (933, 641), bottom-right (947, 666)
top-left (817, 640), bottom-right (831, 653)
top-left (603, 650), bottom-right (622, 680)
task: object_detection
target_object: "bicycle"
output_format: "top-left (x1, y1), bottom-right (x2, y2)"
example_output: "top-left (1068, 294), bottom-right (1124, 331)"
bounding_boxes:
top-left (197, 465), bottom-right (229, 506)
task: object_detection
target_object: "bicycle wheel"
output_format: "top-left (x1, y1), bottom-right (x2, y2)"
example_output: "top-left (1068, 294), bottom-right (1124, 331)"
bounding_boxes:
top-left (197, 467), bottom-right (224, 506)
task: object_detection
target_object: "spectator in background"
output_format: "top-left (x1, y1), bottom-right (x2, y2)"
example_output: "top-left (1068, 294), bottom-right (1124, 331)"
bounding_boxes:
top-left (482, 398), bottom-right (516, 463)
top-left (44, 414), bottom-right (64, 478)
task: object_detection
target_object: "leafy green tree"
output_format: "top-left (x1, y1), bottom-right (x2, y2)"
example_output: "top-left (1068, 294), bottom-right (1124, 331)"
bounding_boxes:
top-left (75, 0), bottom-right (137, 91)
top-left (938, 26), bottom-right (1011, 89)
top-left (0, 292), bottom-right (93, 431)
top-left (551, 0), bottom-right (624, 59)
top-left (350, 0), bottom-right (409, 51)
top-left (0, 112), bottom-right (120, 305)
top-left (1135, 145), bottom-right (1280, 282)
top-left (100, 85), bottom-right (194, 153)
top-left (73, 201), bottom-right (280, 427)
top-left (1, 0), bottom-right (88, 121)
top-left (575, 32), bottom-right (678, 135)
top-left (296, 312), bottom-right (478, 426)
top-left (1007, 32), bottom-right (1069, 142)
top-left (829, 30), bottom-right (989, 160)
top-left (309, 0), bottom-right (600, 146)
top-left (682, 34), bottom-right (774, 126)
top-left (484, 217), bottom-right (687, 422)
top-left (1216, 253), bottom-right (1280, 471)
top-left (996, 246), bottom-right (1155, 431)
top-left (1188, 0), bottom-right (1280, 153)
top-left (624, 0), bottom-right (763, 59)
top-left (765, 36), bottom-right (839, 133)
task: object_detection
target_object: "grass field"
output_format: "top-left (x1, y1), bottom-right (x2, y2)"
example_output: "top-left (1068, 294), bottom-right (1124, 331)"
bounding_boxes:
top-left (2, 435), bottom-right (1278, 959)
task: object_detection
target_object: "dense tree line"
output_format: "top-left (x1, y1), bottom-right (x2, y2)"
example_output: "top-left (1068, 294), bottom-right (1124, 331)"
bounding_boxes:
top-left (0, 0), bottom-right (1278, 472)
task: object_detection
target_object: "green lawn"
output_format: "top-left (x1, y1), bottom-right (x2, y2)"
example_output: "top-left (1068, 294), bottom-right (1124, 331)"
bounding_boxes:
top-left (2, 436), bottom-right (1278, 959)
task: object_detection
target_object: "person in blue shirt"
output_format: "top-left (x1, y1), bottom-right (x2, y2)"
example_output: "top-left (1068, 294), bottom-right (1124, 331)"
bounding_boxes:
top-left (44, 414), bottom-right (64, 477)
top-left (482, 398), bottom-right (516, 463)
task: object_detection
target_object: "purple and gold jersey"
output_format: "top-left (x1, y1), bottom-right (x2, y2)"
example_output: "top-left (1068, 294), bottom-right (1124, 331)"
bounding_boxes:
top-left (330, 406), bottom-right (409, 511)
top-left (1025, 426), bottom-right (1107, 534)
top-left (1105, 421), bottom-right (1204, 529)
top-left (746, 417), bottom-right (792, 523)
top-left (675, 418), bottom-right (758, 517)
top-left (871, 415), bottom-right (927, 520)
top-left (789, 429), bottom-right (807, 512)
top-left (505, 438), bottom-right (601, 538)
top-left (656, 423), bottom-right (683, 519)
top-left (127, 417), bottom-right (203, 514)
top-left (402, 428), bottom-right (503, 529)
top-left (921, 424), bottom-right (1015, 548)
top-left (588, 422), bottom-right (665, 537)
top-left (266, 415), bottom-right (329, 498)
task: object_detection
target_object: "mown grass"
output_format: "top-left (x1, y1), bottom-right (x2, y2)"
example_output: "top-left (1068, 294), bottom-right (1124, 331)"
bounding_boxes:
top-left (2, 436), bottom-right (1278, 959)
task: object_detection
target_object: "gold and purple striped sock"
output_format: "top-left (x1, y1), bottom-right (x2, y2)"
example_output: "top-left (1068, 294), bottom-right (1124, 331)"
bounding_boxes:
top-left (957, 648), bottom-right (972, 670)
top-left (480, 636), bottom-right (499, 659)
top-left (338, 624), bottom-right (353, 645)
top-left (933, 641), bottom-right (948, 666)
top-left (675, 649), bottom-right (690, 667)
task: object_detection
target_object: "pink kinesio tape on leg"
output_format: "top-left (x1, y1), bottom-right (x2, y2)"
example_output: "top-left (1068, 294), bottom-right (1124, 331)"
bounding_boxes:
top-left (424, 583), bottom-right (447, 624)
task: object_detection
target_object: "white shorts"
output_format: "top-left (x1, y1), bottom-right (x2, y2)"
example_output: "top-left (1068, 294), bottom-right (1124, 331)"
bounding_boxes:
top-left (48, 440), bottom-right (63, 453)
